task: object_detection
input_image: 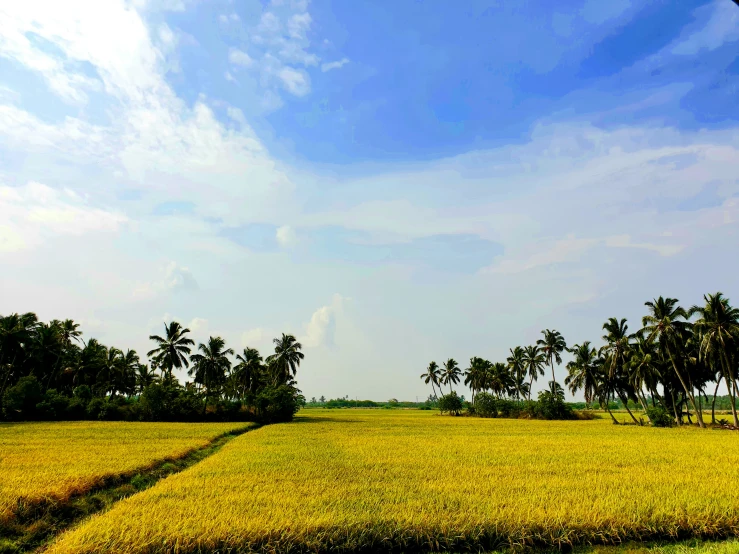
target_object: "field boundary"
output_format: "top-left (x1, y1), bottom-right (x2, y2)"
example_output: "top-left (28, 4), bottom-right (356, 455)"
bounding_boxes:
top-left (0, 423), bottom-right (258, 554)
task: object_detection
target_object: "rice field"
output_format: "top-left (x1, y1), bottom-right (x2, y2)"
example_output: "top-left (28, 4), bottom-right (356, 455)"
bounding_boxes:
top-left (0, 421), bottom-right (250, 523)
top-left (45, 410), bottom-right (739, 553)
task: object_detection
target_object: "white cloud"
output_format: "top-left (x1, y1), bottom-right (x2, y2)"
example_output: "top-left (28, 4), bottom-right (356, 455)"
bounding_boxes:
top-left (277, 66), bottom-right (310, 96)
top-left (287, 12), bottom-right (311, 39)
top-left (132, 261), bottom-right (198, 300)
top-left (228, 48), bottom-right (254, 67)
top-left (321, 57), bottom-right (349, 72)
top-left (241, 327), bottom-right (267, 348)
top-left (486, 236), bottom-right (598, 275)
top-left (187, 317), bottom-right (208, 334)
top-left (219, 12), bottom-right (240, 24)
top-left (276, 225), bottom-right (297, 247)
top-left (302, 294), bottom-right (346, 348)
top-left (0, 182), bottom-right (127, 252)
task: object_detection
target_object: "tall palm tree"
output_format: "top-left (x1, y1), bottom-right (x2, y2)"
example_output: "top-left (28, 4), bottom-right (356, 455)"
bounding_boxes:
top-left (420, 361), bottom-right (442, 400)
top-left (463, 357), bottom-right (488, 403)
top-left (565, 342), bottom-right (601, 408)
top-left (600, 317), bottom-right (639, 424)
top-left (189, 336), bottom-right (234, 400)
top-left (537, 329), bottom-right (567, 393)
top-left (0, 312), bottom-right (39, 395)
top-left (507, 346), bottom-right (526, 400)
top-left (147, 321), bottom-right (195, 382)
top-left (234, 347), bottom-right (264, 397)
top-left (642, 296), bottom-right (704, 427)
top-left (690, 292), bottom-right (739, 426)
top-left (487, 362), bottom-right (511, 399)
top-left (628, 333), bottom-right (662, 416)
top-left (441, 358), bottom-right (461, 393)
top-left (265, 333), bottom-right (304, 386)
top-left (117, 349), bottom-right (140, 397)
top-left (522, 345), bottom-right (546, 400)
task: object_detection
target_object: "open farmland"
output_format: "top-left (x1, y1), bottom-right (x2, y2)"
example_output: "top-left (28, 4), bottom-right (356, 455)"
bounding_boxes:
top-left (0, 421), bottom-right (251, 525)
top-left (45, 410), bottom-right (739, 554)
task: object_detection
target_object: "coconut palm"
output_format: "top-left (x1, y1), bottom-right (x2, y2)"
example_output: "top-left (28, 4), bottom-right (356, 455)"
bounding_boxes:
top-left (464, 357), bottom-right (488, 403)
top-left (420, 361), bottom-right (442, 400)
top-left (565, 342), bottom-right (601, 408)
top-left (537, 329), bottom-right (567, 393)
top-left (487, 362), bottom-right (511, 399)
top-left (522, 345), bottom-right (546, 400)
top-left (600, 318), bottom-right (639, 424)
top-left (147, 321), bottom-right (195, 381)
top-left (189, 336), bottom-right (234, 399)
top-left (135, 364), bottom-right (158, 394)
top-left (642, 297), bottom-right (704, 427)
top-left (266, 333), bottom-right (304, 386)
top-left (441, 358), bottom-right (461, 393)
top-left (690, 292), bottom-right (739, 426)
top-left (507, 346), bottom-right (526, 400)
top-left (234, 347), bottom-right (264, 397)
top-left (628, 333), bottom-right (662, 416)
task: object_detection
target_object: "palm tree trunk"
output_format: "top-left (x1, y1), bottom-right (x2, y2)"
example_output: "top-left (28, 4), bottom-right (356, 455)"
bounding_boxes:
top-left (528, 374), bottom-right (534, 401)
top-left (719, 351), bottom-right (739, 427)
top-left (667, 349), bottom-right (705, 428)
top-left (711, 375), bottom-right (722, 424)
top-left (550, 360), bottom-right (556, 392)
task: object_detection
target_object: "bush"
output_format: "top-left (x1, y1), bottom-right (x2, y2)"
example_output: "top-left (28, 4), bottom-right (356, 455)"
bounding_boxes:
top-left (474, 392), bottom-right (497, 418)
top-left (438, 392), bottom-right (463, 416)
top-left (528, 388), bottom-right (574, 420)
top-left (2, 376), bottom-right (43, 420)
top-left (254, 385), bottom-right (301, 423)
top-left (35, 389), bottom-right (70, 420)
top-left (646, 406), bottom-right (674, 427)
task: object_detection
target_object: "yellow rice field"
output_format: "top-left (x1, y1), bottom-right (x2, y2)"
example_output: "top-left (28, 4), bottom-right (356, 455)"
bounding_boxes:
top-left (0, 421), bottom-right (250, 523)
top-left (46, 410), bottom-right (739, 553)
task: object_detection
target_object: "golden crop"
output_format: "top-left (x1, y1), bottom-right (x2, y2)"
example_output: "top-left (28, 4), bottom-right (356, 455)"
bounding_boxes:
top-left (0, 421), bottom-right (249, 523)
top-left (46, 410), bottom-right (739, 553)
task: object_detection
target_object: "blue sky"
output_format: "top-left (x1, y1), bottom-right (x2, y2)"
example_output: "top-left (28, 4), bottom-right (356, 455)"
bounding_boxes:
top-left (1, 0), bottom-right (738, 401)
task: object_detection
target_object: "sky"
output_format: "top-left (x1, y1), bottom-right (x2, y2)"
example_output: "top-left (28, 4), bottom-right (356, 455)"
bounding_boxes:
top-left (1, 0), bottom-right (738, 402)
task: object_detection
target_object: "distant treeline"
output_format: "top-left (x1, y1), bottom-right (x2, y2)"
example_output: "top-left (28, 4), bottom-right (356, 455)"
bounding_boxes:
top-left (420, 293), bottom-right (739, 427)
top-left (0, 314), bottom-right (306, 423)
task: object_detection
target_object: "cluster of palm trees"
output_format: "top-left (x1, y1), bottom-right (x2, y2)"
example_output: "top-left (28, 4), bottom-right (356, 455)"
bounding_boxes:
top-left (421, 293), bottom-right (739, 428)
top-left (0, 313), bottom-right (304, 407)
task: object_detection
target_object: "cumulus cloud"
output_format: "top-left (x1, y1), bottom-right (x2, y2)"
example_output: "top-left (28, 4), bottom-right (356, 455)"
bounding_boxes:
top-left (276, 225), bottom-right (297, 247)
top-left (302, 294), bottom-right (347, 348)
top-left (228, 48), bottom-right (254, 67)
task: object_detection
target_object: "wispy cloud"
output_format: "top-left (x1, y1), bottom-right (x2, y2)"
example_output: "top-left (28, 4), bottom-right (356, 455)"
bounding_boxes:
top-left (321, 57), bottom-right (350, 72)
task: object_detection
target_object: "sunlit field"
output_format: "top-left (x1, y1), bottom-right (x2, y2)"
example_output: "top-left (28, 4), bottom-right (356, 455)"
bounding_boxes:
top-left (46, 410), bottom-right (739, 553)
top-left (0, 421), bottom-right (250, 523)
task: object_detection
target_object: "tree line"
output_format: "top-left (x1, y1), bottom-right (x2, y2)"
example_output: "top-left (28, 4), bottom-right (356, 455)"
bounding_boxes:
top-left (0, 315), bottom-right (306, 422)
top-left (421, 293), bottom-right (739, 427)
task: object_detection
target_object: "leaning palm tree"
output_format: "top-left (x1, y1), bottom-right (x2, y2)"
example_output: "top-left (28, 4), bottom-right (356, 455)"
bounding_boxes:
top-left (507, 346), bottom-right (526, 400)
top-left (189, 336), bottom-right (234, 400)
top-left (441, 358), bottom-right (461, 393)
top-left (565, 342), bottom-right (601, 408)
top-left (147, 321), bottom-right (195, 382)
top-left (642, 297), bottom-right (704, 427)
top-left (420, 361), bottom-right (442, 400)
top-left (537, 329), bottom-right (567, 393)
top-left (690, 292), bottom-right (739, 427)
top-left (628, 333), bottom-right (662, 417)
top-left (600, 317), bottom-right (639, 424)
top-left (265, 333), bottom-right (304, 386)
top-left (522, 345), bottom-right (546, 400)
top-left (234, 347), bottom-right (264, 397)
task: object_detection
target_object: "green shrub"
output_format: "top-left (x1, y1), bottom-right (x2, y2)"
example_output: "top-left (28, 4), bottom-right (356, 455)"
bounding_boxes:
top-left (35, 389), bottom-right (70, 420)
top-left (473, 392), bottom-right (497, 417)
top-left (647, 406), bottom-right (674, 427)
top-left (254, 385), bottom-right (301, 423)
top-left (2, 376), bottom-right (43, 420)
top-left (438, 392), bottom-right (463, 416)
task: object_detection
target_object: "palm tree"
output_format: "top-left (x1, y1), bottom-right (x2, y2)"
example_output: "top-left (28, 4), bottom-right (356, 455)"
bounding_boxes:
top-left (537, 329), bottom-right (567, 393)
top-left (234, 347), bottom-right (264, 397)
top-left (265, 333), bottom-right (304, 386)
top-left (135, 364), bottom-right (158, 394)
top-left (463, 357), bottom-right (488, 403)
top-left (600, 318), bottom-right (639, 424)
top-left (522, 345), bottom-right (545, 400)
top-left (0, 312), bottom-right (39, 395)
top-left (628, 333), bottom-right (662, 418)
top-left (147, 321), bottom-right (195, 382)
top-left (117, 349), bottom-right (140, 396)
top-left (507, 346), bottom-right (526, 400)
top-left (487, 362), bottom-right (511, 399)
top-left (420, 361), bottom-right (442, 400)
top-left (441, 358), bottom-right (461, 393)
top-left (565, 342), bottom-right (601, 408)
top-left (690, 292), bottom-right (739, 426)
top-left (643, 297), bottom-right (704, 427)
top-left (189, 336), bottom-right (234, 401)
